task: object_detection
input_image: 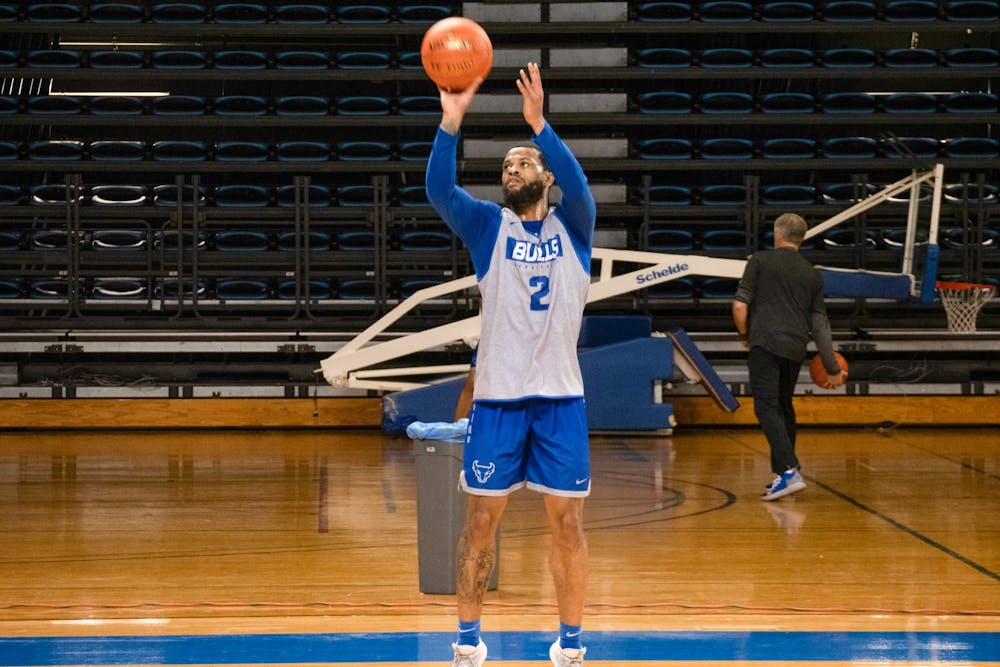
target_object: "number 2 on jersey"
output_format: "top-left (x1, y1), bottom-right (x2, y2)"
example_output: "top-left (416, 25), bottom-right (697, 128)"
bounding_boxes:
top-left (529, 275), bottom-right (550, 311)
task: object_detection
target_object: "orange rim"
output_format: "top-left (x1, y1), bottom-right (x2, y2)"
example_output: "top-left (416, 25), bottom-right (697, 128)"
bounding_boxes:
top-left (935, 280), bottom-right (996, 292)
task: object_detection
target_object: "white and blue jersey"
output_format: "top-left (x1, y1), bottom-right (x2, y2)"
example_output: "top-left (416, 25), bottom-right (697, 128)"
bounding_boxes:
top-left (426, 123), bottom-right (596, 496)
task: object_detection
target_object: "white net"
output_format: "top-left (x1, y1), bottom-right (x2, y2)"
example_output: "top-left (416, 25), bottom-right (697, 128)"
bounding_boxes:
top-left (937, 282), bottom-right (997, 333)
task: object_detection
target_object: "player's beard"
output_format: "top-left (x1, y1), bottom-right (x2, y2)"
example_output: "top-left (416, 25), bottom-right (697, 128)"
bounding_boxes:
top-left (502, 180), bottom-right (545, 215)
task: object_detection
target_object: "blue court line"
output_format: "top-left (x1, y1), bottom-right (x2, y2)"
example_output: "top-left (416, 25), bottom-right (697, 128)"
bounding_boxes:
top-left (1, 630), bottom-right (998, 665)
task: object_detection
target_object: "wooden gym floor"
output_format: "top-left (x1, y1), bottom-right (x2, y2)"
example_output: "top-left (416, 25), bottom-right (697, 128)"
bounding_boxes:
top-left (0, 425), bottom-right (997, 666)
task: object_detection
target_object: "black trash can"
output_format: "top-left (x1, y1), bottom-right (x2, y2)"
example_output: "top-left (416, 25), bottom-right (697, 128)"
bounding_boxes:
top-left (413, 439), bottom-right (499, 594)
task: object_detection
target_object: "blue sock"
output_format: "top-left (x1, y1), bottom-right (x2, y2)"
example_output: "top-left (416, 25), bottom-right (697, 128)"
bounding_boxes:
top-left (559, 622), bottom-right (582, 650)
top-left (457, 620), bottom-right (480, 647)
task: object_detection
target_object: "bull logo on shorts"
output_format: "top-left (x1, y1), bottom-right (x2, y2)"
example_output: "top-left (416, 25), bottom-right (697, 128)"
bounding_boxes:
top-left (472, 460), bottom-right (495, 484)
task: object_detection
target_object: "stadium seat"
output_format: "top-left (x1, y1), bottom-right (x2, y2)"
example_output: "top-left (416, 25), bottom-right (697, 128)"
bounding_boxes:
top-left (336, 96), bottom-right (391, 115)
top-left (942, 136), bottom-right (1000, 158)
top-left (337, 141), bottom-right (392, 160)
top-left (155, 230), bottom-right (208, 249)
top-left (338, 278), bottom-right (376, 299)
top-left (213, 95), bottom-right (268, 115)
top-left (152, 50), bottom-right (206, 69)
top-left (27, 139), bottom-right (84, 160)
top-left (700, 277), bottom-right (741, 299)
top-left (942, 227), bottom-right (1000, 249)
top-left (881, 227), bottom-right (928, 250)
top-left (398, 96), bottom-right (439, 115)
top-left (278, 279), bottom-right (332, 299)
top-left (31, 184), bottom-right (84, 205)
top-left (275, 4), bottom-right (329, 23)
top-left (883, 47), bottom-right (939, 67)
top-left (212, 3), bottom-right (267, 23)
top-left (337, 230), bottom-right (376, 249)
top-left (0, 50), bottom-right (16, 67)
top-left (153, 184), bottom-right (208, 207)
top-left (636, 138), bottom-right (694, 159)
top-left (275, 51), bottom-right (329, 69)
top-left (92, 278), bottom-right (147, 299)
top-left (698, 48), bottom-right (753, 68)
top-left (882, 136), bottom-right (940, 158)
top-left (88, 3), bottom-right (144, 23)
top-left (819, 92), bottom-right (876, 113)
top-left (700, 184), bottom-right (747, 205)
top-left (819, 47), bottom-right (876, 67)
top-left (943, 91), bottom-right (998, 112)
top-left (823, 136), bottom-right (878, 158)
top-left (644, 184), bottom-right (694, 205)
top-left (151, 3), bottom-right (206, 23)
top-left (760, 91), bottom-right (814, 113)
top-left (635, 2), bottom-right (693, 21)
top-left (213, 50), bottom-right (267, 69)
top-left (701, 229), bottom-right (746, 250)
top-left (27, 95), bottom-right (83, 115)
top-left (635, 48), bottom-right (693, 68)
top-left (700, 137), bottom-right (754, 159)
top-left (886, 184), bottom-right (933, 203)
top-left (397, 52), bottom-right (423, 69)
top-left (943, 184), bottom-right (999, 205)
top-left (336, 51), bottom-right (391, 68)
top-left (397, 5), bottom-right (451, 23)
top-left (761, 137), bottom-right (817, 158)
top-left (821, 182), bottom-right (879, 204)
top-left (89, 50), bottom-right (145, 68)
top-left (822, 228), bottom-right (879, 249)
top-left (636, 91), bottom-right (693, 114)
top-left (0, 184), bottom-right (20, 205)
top-left (821, 0), bottom-right (878, 21)
top-left (697, 1), bottom-right (754, 21)
top-left (0, 140), bottom-right (17, 160)
top-left (152, 140), bottom-right (209, 161)
top-left (213, 185), bottom-right (271, 207)
top-left (337, 185), bottom-right (375, 206)
top-left (275, 141), bottom-right (331, 161)
top-left (399, 230), bottom-right (451, 251)
top-left (216, 278), bottom-right (271, 300)
top-left (0, 5), bottom-right (17, 21)
top-left (397, 186), bottom-right (429, 207)
top-left (0, 96), bottom-right (16, 114)
top-left (758, 1), bottom-right (816, 21)
top-left (26, 3), bottom-right (82, 22)
top-left (30, 229), bottom-right (72, 248)
top-left (759, 48), bottom-right (815, 67)
top-left (761, 184), bottom-right (817, 205)
top-left (214, 141), bottom-right (270, 161)
top-left (90, 95), bottom-right (145, 115)
top-left (882, 0), bottom-right (940, 20)
top-left (399, 142), bottom-right (432, 160)
top-left (0, 229), bottom-right (22, 249)
top-left (90, 185), bottom-right (148, 206)
top-left (944, 0), bottom-right (999, 21)
top-left (275, 185), bottom-right (333, 207)
top-left (276, 230), bottom-right (333, 249)
top-left (699, 92), bottom-right (753, 113)
top-left (30, 278), bottom-right (71, 299)
top-left (943, 47), bottom-right (999, 67)
top-left (0, 279), bottom-right (22, 298)
top-left (882, 92), bottom-right (939, 113)
top-left (26, 49), bottom-right (81, 68)
top-left (91, 229), bottom-right (148, 249)
top-left (647, 229), bottom-right (695, 252)
top-left (214, 230), bottom-right (272, 251)
top-left (336, 5), bottom-right (391, 22)
top-left (155, 278), bottom-right (208, 299)
top-left (274, 96), bottom-right (330, 115)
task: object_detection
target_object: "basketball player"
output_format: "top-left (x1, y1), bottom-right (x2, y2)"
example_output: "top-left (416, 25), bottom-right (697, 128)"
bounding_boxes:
top-left (426, 63), bottom-right (596, 667)
top-left (732, 212), bottom-right (846, 501)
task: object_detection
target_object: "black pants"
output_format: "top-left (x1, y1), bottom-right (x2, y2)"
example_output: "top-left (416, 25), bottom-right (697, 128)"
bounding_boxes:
top-left (748, 346), bottom-right (802, 475)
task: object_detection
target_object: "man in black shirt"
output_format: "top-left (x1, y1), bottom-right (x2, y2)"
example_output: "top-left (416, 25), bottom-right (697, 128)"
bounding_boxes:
top-left (732, 213), bottom-right (846, 500)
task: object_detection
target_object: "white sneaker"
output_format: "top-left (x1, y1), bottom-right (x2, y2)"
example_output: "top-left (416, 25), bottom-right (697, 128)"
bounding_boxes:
top-left (550, 640), bottom-right (586, 667)
top-left (451, 640), bottom-right (487, 667)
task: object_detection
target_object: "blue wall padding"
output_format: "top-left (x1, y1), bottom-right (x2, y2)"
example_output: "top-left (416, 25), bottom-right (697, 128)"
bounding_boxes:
top-left (384, 334), bottom-right (675, 433)
top-left (578, 336), bottom-right (674, 430)
top-left (820, 267), bottom-right (913, 300)
top-left (577, 315), bottom-right (652, 347)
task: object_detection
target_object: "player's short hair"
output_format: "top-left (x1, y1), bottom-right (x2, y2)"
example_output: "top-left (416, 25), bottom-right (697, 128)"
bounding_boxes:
top-left (505, 145), bottom-right (550, 173)
top-left (774, 212), bottom-right (807, 245)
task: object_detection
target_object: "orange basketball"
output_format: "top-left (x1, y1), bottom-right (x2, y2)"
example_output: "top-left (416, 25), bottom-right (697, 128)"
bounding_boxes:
top-left (420, 17), bottom-right (493, 92)
top-left (810, 352), bottom-right (847, 387)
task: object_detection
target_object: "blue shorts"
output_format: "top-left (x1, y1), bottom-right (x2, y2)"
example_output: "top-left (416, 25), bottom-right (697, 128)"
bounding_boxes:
top-left (460, 397), bottom-right (590, 498)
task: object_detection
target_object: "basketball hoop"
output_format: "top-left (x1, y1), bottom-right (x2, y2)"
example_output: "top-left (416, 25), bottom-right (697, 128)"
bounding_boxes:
top-left (935, 281), bottom-right (996, 333)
